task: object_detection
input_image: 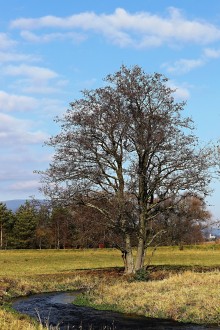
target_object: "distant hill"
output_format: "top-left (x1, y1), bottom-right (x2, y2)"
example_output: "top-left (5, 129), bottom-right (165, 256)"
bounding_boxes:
top-left (1, 199), bottom-right (46, 212)
top-left (210, 228), bottom-right (220, 238)
top-left (1, 199), bottom-right (29, 212)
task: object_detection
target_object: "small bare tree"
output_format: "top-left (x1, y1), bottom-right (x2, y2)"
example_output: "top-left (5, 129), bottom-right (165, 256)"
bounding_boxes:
top-left (38, 65), bottom-right (214, 274)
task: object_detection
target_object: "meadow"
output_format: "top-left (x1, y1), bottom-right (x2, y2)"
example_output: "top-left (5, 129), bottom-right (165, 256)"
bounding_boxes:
top-left (1, 246), bottom-right (220, 329)
top-left (1, 245), bottom-right (220, 276)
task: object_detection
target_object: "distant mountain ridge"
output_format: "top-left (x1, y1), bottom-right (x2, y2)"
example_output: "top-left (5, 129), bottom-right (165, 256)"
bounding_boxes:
top-left (1, 199), bottom-right (46, 212)
top-left (1, 199), bottom-right (30, 212)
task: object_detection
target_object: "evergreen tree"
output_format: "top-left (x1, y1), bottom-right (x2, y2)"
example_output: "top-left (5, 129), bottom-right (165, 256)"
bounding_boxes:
top-left (0, 203), bottom-right (15, 249)
top-left (13, 202), bottom-right (37, 248)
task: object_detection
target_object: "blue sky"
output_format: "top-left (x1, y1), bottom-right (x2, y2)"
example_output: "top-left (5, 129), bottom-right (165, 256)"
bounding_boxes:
top-left (1, 0), bottom-right (220, 219)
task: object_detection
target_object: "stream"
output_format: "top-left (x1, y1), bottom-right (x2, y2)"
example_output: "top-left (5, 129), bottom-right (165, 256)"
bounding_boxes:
top-left (12, 291), bottom-right (220, 330)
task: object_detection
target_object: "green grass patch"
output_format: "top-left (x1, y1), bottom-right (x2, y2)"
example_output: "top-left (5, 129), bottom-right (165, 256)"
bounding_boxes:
top-left (0, 249), bottom-right (123, 276)
top-left (1, 245), bottom-right (220, 278)
top-left (146, 245), bottom-right (220, 267)
top-left (74, 292), bottom-right (123, 313)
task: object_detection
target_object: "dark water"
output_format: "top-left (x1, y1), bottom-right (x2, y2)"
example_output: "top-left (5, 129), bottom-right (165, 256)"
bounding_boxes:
top-left (12, 291), bottom-right (219, 330)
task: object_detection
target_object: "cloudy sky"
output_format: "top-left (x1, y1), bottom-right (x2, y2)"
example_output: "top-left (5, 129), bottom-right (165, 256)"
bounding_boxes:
top-left (1, 0), bottom-right (220, 219)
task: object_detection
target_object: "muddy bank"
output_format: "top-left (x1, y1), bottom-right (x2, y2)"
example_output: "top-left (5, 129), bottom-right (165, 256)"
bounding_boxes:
top-left (12, 291), bottom-right (218, 330)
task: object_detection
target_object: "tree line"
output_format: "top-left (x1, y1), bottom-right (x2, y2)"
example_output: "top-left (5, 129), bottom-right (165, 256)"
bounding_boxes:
top-left (0, 194), bottom-right (211, 250)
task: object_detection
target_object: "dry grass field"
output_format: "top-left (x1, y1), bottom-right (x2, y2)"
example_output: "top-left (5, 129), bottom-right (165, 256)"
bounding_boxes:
top-left (1, 246), bottom-right (220, 329)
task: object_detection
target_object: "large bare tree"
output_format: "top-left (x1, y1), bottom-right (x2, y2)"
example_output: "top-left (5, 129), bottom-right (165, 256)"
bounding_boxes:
top-left (38, 65), bottom-right (213, 274)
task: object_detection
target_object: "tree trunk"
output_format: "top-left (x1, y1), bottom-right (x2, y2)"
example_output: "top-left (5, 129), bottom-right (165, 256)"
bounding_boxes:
top-left (57, 238), bottom-right (60, 249)
top-left (56, 223), bottom-right (60, 249)
top-left (135, 212), bottom-right (146, 271)
top-left (123, 234), bottom-right (134, 274)
top-left (135, 237), bottom-right (146, 271)
top-left (39, 237), bottom-right (42, 250)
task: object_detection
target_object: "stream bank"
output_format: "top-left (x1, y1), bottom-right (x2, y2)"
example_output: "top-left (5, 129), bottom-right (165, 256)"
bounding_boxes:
top-left (12, 291), bottom-right (219, 330)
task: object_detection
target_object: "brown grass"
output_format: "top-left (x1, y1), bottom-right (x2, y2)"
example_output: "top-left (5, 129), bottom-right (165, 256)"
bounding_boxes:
top-left (77, 270), bottom-right (220, 325)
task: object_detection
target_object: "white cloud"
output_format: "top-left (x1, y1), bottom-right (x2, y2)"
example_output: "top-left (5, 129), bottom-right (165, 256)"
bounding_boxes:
top-left (0, 90), bottom-right (37, 111)
top-left (4, 64), bottom-right (58, 80)
top-left (0, 171), bottom-right (43, 198)
top-left (173, 86), bottom-right (190, 100)
top-left (0, 113), bottom-right (48, 145)
top-left (165, 58), bottom-right (205, 74)
top-left (1, 152), bottom-right (52, 164)
top-left (168, 81), bottom-right (190, 100)
top-left (3, 64), bottom-right (64, 94)
top-left (10, 7), bottom-right (220, 48)
top-left (0, 51), bottom-right (40, 62)
top-left (37, 98), bottom-right (67, 116)
top-left (0, 169), bottom-right (25, 182)
top-left (163, 46), bottom-right (220, 76)
top-left (204, 48), bottom-right (220, 59)
top-left (13, 82), bottom-right (62, 94)
top-left (15, 79), bottom-right (69, 95)
top-left (0, 33), bottom-right (16, 49)
top-left (9, 180), bottom-right (41, 191)
top-left (20, 30), bottom-right (86, 43)
top-left (0, 89), bottom-right (67, 118)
